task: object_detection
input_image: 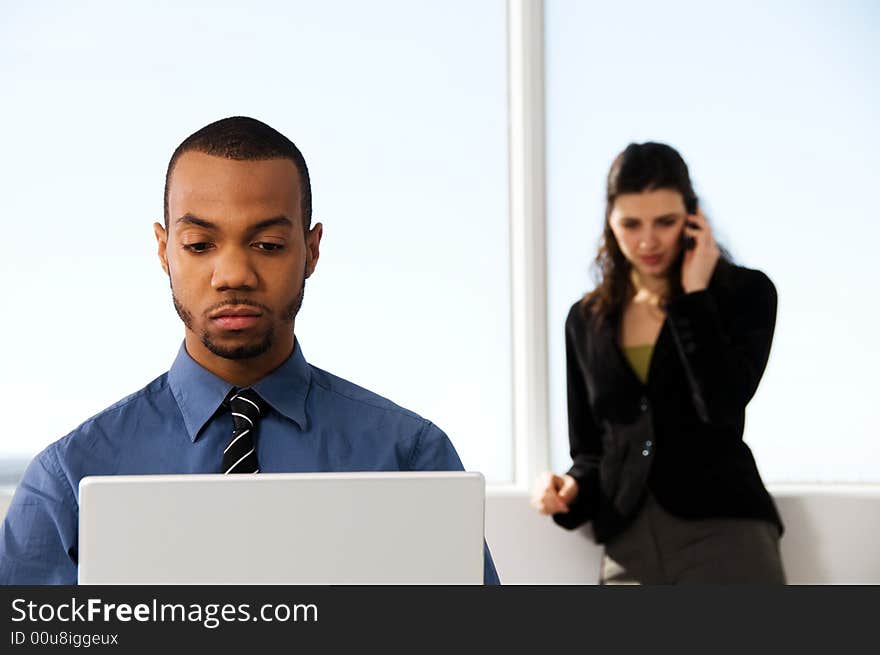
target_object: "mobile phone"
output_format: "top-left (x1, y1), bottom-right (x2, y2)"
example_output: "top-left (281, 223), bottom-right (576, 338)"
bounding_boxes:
top-left (682, 195), bottom-right (698, 250)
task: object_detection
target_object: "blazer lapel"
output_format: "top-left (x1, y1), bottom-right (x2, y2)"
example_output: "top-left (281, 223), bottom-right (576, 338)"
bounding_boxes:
top-left (599, 312), bottom-right (674, 389)
top-left (594, 313), bottom-right (644, 392)
top-left (645, 320), bottom-right (674, 384)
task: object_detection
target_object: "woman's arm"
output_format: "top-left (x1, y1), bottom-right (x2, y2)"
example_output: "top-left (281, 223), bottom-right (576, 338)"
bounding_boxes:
top-left (665, 266), bottom-right (777, 426)
top-left (553, 306), bottom-right (604, 530)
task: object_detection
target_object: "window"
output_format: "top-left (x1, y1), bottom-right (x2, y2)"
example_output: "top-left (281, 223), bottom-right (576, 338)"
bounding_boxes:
top-left (0, 1), bottom-right (512, 481)
top-left (545, 0), bottom-right (880, 482)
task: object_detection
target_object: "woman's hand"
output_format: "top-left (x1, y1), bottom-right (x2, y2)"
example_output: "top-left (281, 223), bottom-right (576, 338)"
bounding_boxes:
top-left (681, 209), bottom-right (721, 293)
top-left (530, 472), bottom-right (579, 515)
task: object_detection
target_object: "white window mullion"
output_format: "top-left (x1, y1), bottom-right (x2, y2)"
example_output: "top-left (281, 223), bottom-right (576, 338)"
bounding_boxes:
top-left (507, 0), bottom-right (549, 489)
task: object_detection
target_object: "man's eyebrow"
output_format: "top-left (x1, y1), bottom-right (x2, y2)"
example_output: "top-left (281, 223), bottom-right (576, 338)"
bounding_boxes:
top-left (175, 213), bottom-right (217, 229)
top-left (250, 215), bottom-right (294, 232)
top-left (173, 214), bottom-right (295, 231)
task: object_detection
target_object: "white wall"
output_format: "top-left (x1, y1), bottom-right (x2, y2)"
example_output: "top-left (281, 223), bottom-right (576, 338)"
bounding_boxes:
top-left (2, 484), bottom-right (878, 584)
top-left (486, 485), bottom-right (880, 584)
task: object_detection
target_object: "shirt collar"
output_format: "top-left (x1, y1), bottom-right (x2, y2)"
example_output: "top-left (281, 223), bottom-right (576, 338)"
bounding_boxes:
top-left (168, 339), bottom-right (311, 442)
top-left (251, 340), bottom-right (311, 432)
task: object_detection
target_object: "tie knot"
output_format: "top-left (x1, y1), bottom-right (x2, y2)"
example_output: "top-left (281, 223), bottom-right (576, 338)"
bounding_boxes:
top-left (226, 388), bottom-right (266, 427)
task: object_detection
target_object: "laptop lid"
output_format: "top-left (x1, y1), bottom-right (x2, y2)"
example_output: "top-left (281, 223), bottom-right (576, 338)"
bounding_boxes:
top-left (77, 471), bottom-right (485, 585)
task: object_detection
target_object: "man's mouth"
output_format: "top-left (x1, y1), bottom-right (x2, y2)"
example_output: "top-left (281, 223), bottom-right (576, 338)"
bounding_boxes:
top-left (209, 306), bottom-right (263, 330)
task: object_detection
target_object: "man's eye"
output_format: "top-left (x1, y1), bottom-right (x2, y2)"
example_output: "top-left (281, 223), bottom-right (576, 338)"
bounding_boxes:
top-left (254, 242), bottom-right (284, 252)
top-left (183, 242), bottom-right (213, 253)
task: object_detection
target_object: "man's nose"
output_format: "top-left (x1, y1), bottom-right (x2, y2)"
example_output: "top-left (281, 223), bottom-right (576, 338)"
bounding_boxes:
top-left (211, 247), bottom-right (259, 291)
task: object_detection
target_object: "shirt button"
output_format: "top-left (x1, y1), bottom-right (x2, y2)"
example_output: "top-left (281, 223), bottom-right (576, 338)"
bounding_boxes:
top-left (639, 397), bottom-right (649, 412)
top-left (641, 449), bottom-right (650, 456)
top-left (645, 440), bottom-right (652, 447)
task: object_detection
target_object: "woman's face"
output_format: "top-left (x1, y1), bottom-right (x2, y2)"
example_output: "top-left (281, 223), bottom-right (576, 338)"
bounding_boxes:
top-left (608, 188), bottom-right (688, 279)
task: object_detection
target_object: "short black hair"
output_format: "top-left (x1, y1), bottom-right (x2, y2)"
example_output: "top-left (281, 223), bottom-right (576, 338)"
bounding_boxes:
top-left (163, 116), bottom-right (311, 232)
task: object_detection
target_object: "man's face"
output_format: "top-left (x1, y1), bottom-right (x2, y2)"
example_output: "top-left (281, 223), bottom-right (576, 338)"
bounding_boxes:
top-left (155, 152), bottom-right (321, 364)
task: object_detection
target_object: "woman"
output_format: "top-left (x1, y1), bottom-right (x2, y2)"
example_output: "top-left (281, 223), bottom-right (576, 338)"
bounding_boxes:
top-left (531, 142), bottom-right (785, 584)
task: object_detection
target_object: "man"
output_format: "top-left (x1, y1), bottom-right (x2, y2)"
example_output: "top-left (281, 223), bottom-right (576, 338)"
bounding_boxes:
top-left (0, 116), bottom-right (499, 584)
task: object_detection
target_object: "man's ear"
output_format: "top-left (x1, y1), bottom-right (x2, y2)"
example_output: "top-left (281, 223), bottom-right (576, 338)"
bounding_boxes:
top-left (153, 222), bottom-right (169, 276)
top-left (305, 222), bottom-right (323, 278)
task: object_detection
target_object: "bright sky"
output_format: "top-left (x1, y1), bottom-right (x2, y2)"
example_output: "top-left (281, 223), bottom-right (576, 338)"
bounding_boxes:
top-left (0, 1), bottom-right (511, 480)
top-left (545, 0), bottom-right (880, 482)
top-left (1, 1), bottom-right (877, 484)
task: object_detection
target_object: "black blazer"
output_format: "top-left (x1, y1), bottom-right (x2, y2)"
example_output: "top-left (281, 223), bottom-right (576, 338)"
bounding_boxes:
top-left (553, 260), bottom-right (783, 543)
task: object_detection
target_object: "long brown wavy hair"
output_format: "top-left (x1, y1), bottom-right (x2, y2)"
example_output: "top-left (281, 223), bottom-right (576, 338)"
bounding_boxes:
top-left (581, 142), bottom-right (726, 326)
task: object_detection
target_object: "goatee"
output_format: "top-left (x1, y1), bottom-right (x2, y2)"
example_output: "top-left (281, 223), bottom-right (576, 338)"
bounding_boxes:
top-left (171, 278), bottom-right (305, 361)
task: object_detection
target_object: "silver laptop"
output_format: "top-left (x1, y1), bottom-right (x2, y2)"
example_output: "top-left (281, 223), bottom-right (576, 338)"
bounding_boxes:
top-left (78, 471), bottom-right (485, 584)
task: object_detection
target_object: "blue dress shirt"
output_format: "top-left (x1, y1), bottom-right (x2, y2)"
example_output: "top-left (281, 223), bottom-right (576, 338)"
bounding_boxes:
top-left (0, 341), bottom-right (500, 585)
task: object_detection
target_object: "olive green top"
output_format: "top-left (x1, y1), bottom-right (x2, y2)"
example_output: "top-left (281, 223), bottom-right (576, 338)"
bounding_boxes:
top-left (623, 344), bottom-right (654, 384)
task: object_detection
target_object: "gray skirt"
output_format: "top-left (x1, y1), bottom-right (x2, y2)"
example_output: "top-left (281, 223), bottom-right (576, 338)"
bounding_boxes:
top-left (601, 492), bottom-right (786, 585)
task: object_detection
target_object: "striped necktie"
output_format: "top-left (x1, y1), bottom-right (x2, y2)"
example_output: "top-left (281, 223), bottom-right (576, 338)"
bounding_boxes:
top-left (221, 388), bottom-right (265, 474)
